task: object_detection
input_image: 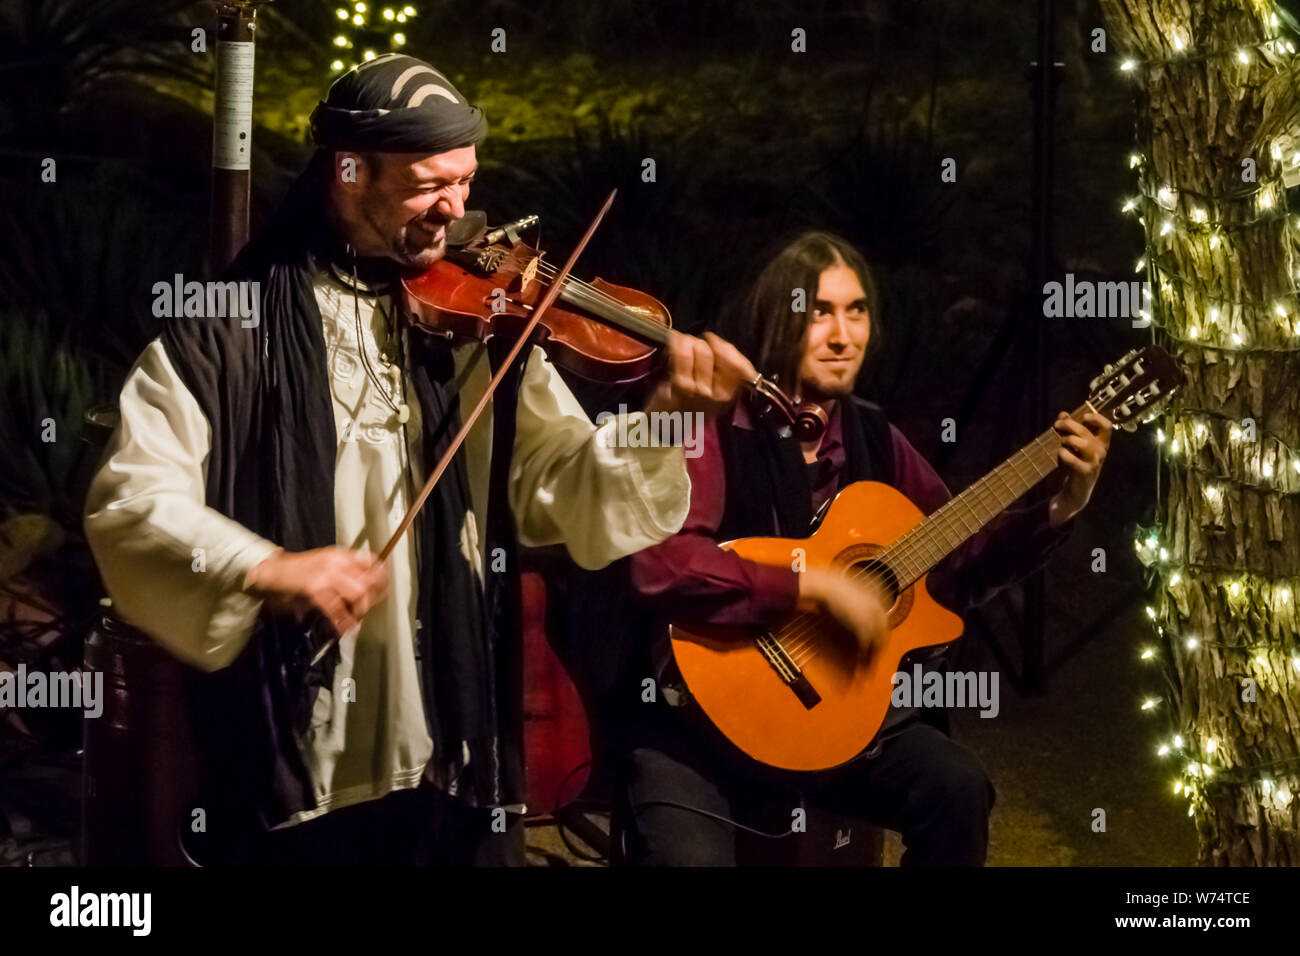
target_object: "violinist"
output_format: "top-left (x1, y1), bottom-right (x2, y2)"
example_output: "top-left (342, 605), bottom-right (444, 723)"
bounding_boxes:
top-left (83, 53), bottom-right (757, 866)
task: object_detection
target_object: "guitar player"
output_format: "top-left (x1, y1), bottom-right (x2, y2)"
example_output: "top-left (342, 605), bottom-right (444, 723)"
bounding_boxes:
top-left (599, 231), bottom-right (1112, 866)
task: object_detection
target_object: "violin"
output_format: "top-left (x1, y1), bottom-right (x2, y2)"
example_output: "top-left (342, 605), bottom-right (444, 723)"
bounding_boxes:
top-left (398, 209), bottom-right (814, 434)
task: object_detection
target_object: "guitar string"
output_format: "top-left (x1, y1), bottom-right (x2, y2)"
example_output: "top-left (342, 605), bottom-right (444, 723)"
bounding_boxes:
top-left (778, 472), bottom-right (1035, 663)
top-left (781, 393), bottom-right (1126, 664)
top-left (780, 431), bottom-right (1062, 663)
top-left (777, 430), bottom-right (1067, 665)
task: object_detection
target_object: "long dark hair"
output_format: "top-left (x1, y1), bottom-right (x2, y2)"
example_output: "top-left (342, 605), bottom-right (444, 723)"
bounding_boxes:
top-left (721, 231), bottom-right (881, 392)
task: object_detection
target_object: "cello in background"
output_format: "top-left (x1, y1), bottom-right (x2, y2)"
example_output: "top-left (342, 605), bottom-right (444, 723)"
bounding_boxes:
top-left (520, 567), bottom-right (591, 815)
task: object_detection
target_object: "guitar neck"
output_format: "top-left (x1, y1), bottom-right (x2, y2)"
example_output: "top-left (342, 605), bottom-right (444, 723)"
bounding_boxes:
top-left (882, 403), bottom-right (1088, 590)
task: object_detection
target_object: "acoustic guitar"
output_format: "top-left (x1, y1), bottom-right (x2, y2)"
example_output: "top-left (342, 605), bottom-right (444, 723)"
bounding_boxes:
top-left (669, 346), bottom-right (1184, 772)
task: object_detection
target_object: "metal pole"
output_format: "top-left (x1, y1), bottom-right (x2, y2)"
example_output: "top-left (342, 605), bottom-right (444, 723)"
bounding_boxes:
top-left (210, 1), bottom-right (257, 272)
top-left (1023, 0), bottom-right (1059, 694)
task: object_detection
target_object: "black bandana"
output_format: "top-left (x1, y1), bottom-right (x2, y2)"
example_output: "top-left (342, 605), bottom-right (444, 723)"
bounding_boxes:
top-left (309, 53), bottom-right (487, 153)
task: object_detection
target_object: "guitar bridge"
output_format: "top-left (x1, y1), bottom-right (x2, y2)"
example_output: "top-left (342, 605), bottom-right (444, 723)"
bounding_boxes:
top-left (755, 632), bottom-right (822, 710)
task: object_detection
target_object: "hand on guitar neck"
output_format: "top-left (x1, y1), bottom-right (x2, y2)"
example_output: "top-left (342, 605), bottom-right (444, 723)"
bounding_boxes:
top-left (1047, 410), bottom-right (1113, 527)
top-left (796, 566), bottom-right (891, 662)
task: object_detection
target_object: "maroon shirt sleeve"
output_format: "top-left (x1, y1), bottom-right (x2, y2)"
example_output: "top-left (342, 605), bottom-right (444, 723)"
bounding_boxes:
top-left (626, 416), bottom-right (801, 628)
top-left (888, 424), bottom-right (1073, 612)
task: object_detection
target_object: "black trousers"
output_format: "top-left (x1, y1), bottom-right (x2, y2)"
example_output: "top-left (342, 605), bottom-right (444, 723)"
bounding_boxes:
top-left (205, 780), bottom-right (525, 866)
top-left (611, 715), bottom-right (994, 867)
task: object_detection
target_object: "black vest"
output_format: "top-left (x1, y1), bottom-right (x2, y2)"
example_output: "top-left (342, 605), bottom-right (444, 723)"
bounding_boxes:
top-left (716, 397), bottom-right (896, 541)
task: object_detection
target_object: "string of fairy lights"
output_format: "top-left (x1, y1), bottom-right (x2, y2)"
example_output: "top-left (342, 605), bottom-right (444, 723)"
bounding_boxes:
top-left (329, 3), bottom-right (418, 73)
top-left (1117, 6), bottom-right (1300, 820)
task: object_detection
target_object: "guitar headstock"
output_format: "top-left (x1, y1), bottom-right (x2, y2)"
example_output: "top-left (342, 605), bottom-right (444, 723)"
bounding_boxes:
top-left (1086, 345), bottom-right (1186, 432)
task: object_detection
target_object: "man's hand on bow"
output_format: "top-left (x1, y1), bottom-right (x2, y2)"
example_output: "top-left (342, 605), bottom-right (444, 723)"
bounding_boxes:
top-left (244, 546), bottom-right (389, 640)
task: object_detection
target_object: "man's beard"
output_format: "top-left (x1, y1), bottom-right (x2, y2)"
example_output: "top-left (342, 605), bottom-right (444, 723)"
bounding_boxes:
top-left (359, 199), bottom-right (447, 270)
top-left (397, 228), bottom-right (446, 269)
top-left (802, 378), bottom-right (855, 403)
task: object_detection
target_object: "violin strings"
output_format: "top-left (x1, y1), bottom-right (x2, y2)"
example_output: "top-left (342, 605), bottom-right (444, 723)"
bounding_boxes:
top-left (531, 260), bottom-right (670, 343)
top-left (533, 262), bottom-right (657, 331)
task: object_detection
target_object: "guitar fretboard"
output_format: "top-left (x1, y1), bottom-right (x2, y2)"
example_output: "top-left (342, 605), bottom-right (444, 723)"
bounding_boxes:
top-left (881, 403), bottom-right (1089, 589)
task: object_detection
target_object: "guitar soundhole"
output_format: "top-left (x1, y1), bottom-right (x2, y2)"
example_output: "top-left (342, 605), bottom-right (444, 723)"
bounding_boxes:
top-left (850, 557), bottom-right (899, 606)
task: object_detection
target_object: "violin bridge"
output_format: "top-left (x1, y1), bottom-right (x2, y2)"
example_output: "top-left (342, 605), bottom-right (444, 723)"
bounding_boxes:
top-left (518, 255), bottom-right (540, 293)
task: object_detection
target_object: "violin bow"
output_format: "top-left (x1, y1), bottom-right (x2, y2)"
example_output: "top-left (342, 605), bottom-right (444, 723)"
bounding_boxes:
top-left (309, 189), bottom-right (619, 667)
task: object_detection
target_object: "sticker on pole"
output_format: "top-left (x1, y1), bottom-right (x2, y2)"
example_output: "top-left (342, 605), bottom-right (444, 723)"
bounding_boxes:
top-left (214, 40), bottom-right (255, 170)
